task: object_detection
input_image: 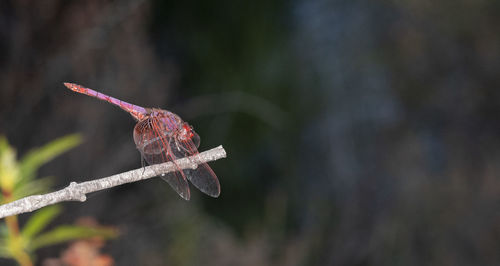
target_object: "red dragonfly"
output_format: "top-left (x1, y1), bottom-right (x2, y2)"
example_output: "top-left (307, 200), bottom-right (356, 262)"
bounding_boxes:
top-left (64, 82), bottom-right (220, 200)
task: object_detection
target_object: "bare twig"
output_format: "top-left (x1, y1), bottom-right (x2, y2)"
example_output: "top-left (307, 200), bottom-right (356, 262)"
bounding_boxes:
top-left (0, 146), bottom-right (226, 219)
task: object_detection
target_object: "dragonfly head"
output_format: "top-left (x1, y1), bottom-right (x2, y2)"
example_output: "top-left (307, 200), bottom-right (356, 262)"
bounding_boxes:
top-left (177, 122), bottom-right (200, 148)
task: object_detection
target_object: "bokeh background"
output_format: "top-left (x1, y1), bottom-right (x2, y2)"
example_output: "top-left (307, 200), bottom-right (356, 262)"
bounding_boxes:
top-left (1, 0), bottom-right (500, 265)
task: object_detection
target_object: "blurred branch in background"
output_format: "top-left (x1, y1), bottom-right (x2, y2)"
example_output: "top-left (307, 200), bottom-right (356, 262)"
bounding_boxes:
top-left (177, 91), bottom-right (290, 129)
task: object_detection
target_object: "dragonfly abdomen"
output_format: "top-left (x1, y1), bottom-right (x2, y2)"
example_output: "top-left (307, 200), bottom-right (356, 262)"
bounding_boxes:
top-left (64, 82), bottom-right (147, 121)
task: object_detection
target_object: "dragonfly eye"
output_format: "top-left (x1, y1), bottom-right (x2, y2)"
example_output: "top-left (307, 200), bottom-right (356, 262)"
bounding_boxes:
top-left (178, 124), bottom-right (192, 139)
top-left (177, 123), bottom-right (200, 148)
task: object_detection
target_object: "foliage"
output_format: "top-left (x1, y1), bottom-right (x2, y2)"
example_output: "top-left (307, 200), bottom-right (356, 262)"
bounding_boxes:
top-left (0, 135), bottom-right (118, 266)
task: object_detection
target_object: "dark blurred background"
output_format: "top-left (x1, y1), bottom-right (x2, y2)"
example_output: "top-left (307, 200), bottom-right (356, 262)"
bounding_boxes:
top-left (1, 0), bottom-right (500, 265)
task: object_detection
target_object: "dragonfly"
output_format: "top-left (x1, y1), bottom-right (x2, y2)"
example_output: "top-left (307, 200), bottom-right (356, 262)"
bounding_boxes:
top-left (64, 82), bottom-right (220, 200)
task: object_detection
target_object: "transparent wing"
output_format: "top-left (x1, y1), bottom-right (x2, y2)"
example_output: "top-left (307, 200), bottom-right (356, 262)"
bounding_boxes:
top-left (134, 118), bottom-right (191, 200)
top-left (160, 172), bottom-right (190, 200)
top-left (177, 138), bottom-right (221, 198)
top-left (183, 163), bottom-right (220, 197)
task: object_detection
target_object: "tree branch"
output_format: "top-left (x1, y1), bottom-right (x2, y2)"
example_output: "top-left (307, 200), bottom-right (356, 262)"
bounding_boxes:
top-left (0, 146), bottom-right (227, 219)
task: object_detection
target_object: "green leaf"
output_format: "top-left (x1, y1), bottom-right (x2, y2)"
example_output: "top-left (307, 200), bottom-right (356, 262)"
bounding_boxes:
top-left (12, 176), bottom-right (54, 200)
top-left (29, 225), bottom-right (118, 251)
top-left (0, 223), bottom-right (8, 237)
top-left (0, 136), bottom-right (20, 194)
top-left (0, 224), bottom-right (8, 249)
top-left (0, 225), bottom-right (11, 258)
top-left (21, 205), bottom-right (62, 239)
top-left (0, 241), bottom-right (10, 258)
top-left (19, 134), bottom-right (82, 183)
top-left (0, 136), bottom-right (9, 153)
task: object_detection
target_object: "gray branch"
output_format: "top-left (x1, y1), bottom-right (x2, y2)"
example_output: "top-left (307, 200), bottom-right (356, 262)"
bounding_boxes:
top-left (0, 146), bottom-right (226, 219)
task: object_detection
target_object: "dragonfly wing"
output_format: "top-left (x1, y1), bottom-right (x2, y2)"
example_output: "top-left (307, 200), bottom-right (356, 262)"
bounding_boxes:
top-left (184, 163), bottom-right (220, 197)
top-left (135, 120), bottom-right (191, 200)
top-left (141, 149), bottom-right (191, 200)
top-left (160, 172), bottom-right (191, 200)
top-left (177, 138), bottom-right (221, 197)
top-left (134, 119), bottom-right (173, 164)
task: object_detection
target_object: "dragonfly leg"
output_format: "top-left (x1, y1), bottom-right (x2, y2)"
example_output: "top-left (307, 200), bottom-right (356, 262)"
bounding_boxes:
top-left (174, 137), bottom-right (182, 152)
top-left (141, 156), bottom-right (146, 175)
